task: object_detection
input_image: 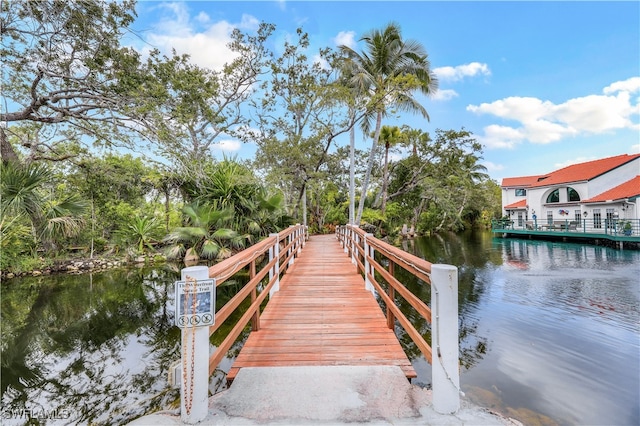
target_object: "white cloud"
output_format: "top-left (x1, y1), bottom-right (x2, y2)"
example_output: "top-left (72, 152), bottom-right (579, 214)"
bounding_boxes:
top-left (431, 89), bottom-right (458, 101)
top-left (239, 14), bottom-right (260, 31)
top-left (312, 54), bottom-right (331, 70)
top-left (333, 31), bottom-right (356, 49)
top-left (553, 156), bottom-right (597, 170)
top-left (434, 62), bottom-right (491, 82)
top-left (630, 143), bottom-right (640, 154)
top-left (214, 139), bottom-right (242, 152)
top-left (194, 11), bottom-right (210, 24)
top-left (603, 76), bottom-right (640, 95)
top-left (143, 3), bottom-right (260, 71)
top-left (483, 161), bottom-right (505, 172)
top-left (468, 78), bottom-right (640, 149)
top-left (478, 124), bottom-right (525, 149)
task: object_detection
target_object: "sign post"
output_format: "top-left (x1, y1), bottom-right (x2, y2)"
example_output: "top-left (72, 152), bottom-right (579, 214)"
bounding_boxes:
top-left (175, 266), bottom-right (215, 424)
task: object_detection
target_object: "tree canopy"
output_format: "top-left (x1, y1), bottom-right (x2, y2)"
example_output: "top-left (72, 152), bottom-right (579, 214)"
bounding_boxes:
top-left (0, 1), bottom-right (501, 273)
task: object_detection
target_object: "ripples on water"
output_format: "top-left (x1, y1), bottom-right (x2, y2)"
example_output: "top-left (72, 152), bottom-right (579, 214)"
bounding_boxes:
top-left (409, 232), bottom-right (640, 426)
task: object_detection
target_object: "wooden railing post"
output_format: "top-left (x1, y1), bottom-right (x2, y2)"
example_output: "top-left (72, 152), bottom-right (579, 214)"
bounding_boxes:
top-left (387, 261), bottom-right (396, 329)
top-left (250, 259), bottom-right (259, 331)
top-left (431, 264), bottom-right (460, 414)
top-left (342, 226), bottom-right (349, 253)
top-left (296, 224), bottom-right (303, 255)
top-left (363, 233), bottom-right (375, 294)
top-left (352, 226), bottom-right (359, 267)
top-left (288, 225), bottom-right (295, 267)
top-left (269, 233), bottom-right (280, 297)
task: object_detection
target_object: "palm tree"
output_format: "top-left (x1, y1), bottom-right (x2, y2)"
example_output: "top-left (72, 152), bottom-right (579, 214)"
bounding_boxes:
top-left (339, 22), bottom-right (438, 225)
top-left (377, 125), bottom-right (402, 214)
top-left (0, 161), bottom-right (86, 252)
top-left (164, 202), bottom-right (246, 262)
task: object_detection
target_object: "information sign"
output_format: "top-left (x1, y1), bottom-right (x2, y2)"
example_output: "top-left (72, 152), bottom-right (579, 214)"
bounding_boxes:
top-left (174, 278), bottom-right (215, 328)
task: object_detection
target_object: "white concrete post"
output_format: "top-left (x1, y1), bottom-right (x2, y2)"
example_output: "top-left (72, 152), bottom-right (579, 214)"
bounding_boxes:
top-left (431, 264), bottom-right (460, 414)
top-left (363, 233), bottom-right (374, 293)
top-left (180, 266), bottom-right (210, 424)
top-left (269, 233), bottom-right (280, 297)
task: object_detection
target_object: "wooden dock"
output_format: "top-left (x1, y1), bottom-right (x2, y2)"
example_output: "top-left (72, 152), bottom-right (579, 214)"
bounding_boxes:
top-left (226, 234), bottom-right (416, 383)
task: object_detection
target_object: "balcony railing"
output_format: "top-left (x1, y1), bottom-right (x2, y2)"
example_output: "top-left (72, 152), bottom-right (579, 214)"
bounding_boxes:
top-left (492, 218), bottom-right (639, 237)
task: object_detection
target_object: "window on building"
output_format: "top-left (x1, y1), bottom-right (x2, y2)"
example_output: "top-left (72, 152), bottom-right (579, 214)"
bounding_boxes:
top-left (593, 209), bottom-right (601, 229)
top-left (547, 211), bottom-right (553, 225)
top-left (574, 210), bottom-right (581, 222)
top-left (567, 187), bottom-right (580, 202)
top-left (517, 212), bottom-right (523, 227)
top-left (546, 189), bottom-right (559, 203)
top-left (515, 188), bottom-right (526, 196)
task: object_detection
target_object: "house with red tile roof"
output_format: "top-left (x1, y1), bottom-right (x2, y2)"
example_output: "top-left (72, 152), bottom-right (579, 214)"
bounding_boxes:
top-left (501, 154), bottom-right (640, 231)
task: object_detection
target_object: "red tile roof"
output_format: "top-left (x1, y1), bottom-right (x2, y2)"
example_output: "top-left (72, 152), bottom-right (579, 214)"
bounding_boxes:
top-left (504, 199), bottom-right (527, 209)
top-left (529, 154), bottom-right (640, 188)
top-left (501, 175), bottom-right (542, 187)
top-left (583, 175), bottom-right (640, 203)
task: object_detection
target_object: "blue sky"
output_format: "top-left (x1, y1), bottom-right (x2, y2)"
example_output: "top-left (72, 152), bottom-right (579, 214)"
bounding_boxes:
top-left (131, 1), bottom-right (640, 182)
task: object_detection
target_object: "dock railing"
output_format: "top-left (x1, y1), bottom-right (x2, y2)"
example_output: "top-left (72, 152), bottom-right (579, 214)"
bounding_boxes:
top-left (205, 224), bottom-right (308, 375)
top-left (492, 218), bottom-right (640, 237)
top-left (175, 224), bottom-right (308, 423)
top-left (336, 224), bottom-right (460, 414)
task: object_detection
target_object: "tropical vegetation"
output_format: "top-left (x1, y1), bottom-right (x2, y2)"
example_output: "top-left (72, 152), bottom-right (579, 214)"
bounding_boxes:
top-left (0, 0), bottom-right (501, 274)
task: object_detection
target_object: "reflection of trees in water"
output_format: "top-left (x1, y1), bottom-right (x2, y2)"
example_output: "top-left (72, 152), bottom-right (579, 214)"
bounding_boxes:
top-left (381, 231), bottom-right (497, 379)
top-left (0, 266), bottom-right (184, 425)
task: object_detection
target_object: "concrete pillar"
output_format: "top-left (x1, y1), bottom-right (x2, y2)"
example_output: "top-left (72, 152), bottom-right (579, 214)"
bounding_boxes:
top-left (179, 266), bottom-right (210, 424)
top-left (431, 264), bottom-right (460, 414)
top-left (269, 233), bottom-right (280, 297)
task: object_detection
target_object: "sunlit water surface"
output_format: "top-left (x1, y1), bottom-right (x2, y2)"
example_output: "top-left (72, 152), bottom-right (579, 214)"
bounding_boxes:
top-left (1, 231), bottom-right (638, 425)
top-left (403, 231), bottom-right (639, 426)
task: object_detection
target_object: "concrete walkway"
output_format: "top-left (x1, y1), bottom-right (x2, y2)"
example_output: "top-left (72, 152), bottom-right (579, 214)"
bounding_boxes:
top-left (128, 366), bottom-right (519, 425)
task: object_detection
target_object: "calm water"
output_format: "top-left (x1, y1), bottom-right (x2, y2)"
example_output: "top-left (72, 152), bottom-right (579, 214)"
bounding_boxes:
top-left (1, 231), bottom-right (638, 425)
top-left (402, 231), bottom-right (640, 426)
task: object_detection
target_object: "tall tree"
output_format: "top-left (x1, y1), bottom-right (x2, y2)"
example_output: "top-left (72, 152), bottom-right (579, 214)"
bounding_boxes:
top-left (0, 0), bottom-right (142, 164)
top-left (386, 128), bottom-right (489, 232)
top-left (376, 125), bottom-right (403, 214)
top-left (137, 23), bottom-right (275, 179)
top-left (339, 22), bottom-right (438, 225)
top-left (247, 29), bottom-right (359, 223)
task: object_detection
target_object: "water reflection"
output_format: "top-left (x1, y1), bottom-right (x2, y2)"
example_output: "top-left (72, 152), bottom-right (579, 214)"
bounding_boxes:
top-left (405, 231), bottom-right (640, 426)
top-left (2, 234), bottom-right (638, 426)
top-left (1, 267), bottom-right (183, 425)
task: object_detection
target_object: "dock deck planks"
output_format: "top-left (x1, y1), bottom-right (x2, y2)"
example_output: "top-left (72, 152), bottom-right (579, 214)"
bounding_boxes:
top-left (226, 234), bottom-right (416, 383)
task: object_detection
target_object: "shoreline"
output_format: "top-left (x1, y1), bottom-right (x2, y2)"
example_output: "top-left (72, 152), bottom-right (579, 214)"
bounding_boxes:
top-left (1, 253), bottom-right (168, 280)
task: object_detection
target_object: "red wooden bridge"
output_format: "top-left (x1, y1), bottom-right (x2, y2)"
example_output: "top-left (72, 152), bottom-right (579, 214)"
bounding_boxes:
top-left (227, 234), bottom-right (416, 382)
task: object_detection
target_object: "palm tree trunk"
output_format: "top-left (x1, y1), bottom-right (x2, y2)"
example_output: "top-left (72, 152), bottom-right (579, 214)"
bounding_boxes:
top-left (349, 110), bottom-right (356, 225)
top-left (355, 111), bottom-right (382, 225)
top-left (380, 142), bottom-right (390, 214)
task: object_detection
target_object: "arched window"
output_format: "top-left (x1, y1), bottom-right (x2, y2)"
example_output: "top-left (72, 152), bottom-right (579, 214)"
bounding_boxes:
top-left (567, 187), bottom-right (580, 202)
top-left (546, 189), bottom-right (559, 203)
